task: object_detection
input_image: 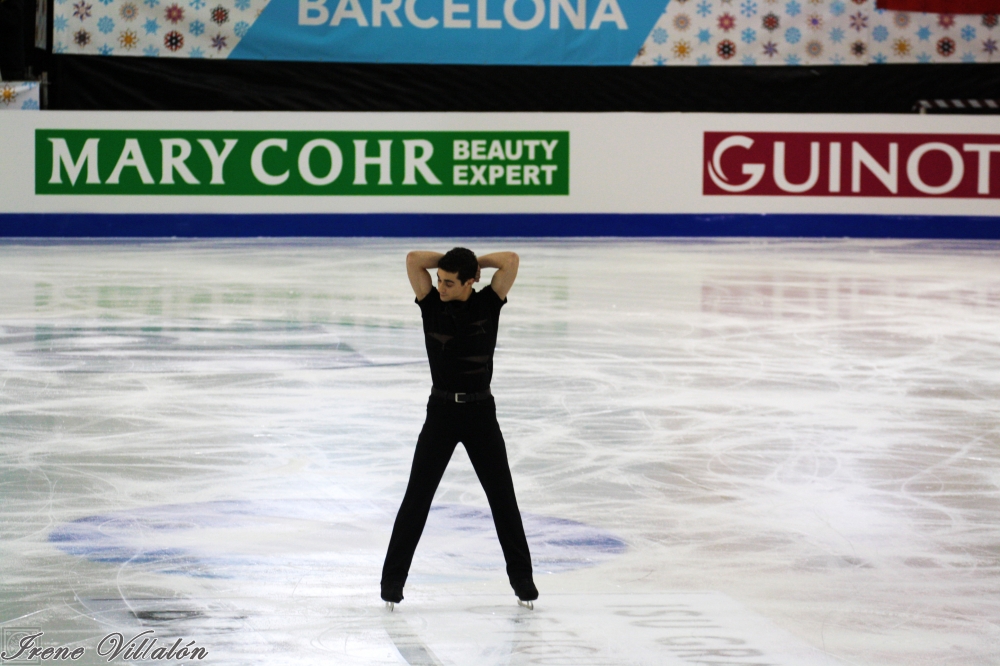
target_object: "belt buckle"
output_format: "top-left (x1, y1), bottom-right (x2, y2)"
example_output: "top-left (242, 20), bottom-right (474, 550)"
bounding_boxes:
top-left (454, 392), bottom-right (466, 403)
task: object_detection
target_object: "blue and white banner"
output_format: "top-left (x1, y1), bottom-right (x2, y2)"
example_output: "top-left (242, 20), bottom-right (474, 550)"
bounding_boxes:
top-left (50, 0), bottom-right (1000, 64)
top-left (0, 82), bottom-right (41, 111)
top-left (236, 0), bottom-right (659, 64)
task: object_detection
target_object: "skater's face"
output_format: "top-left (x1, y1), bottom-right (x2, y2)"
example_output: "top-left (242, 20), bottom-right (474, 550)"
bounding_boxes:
top-left (437, 269), bottom-right (474, 302)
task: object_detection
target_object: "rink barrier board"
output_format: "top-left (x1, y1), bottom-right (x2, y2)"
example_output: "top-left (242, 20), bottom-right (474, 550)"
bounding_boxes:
top-left (1, 213), bottom-right (999, 239)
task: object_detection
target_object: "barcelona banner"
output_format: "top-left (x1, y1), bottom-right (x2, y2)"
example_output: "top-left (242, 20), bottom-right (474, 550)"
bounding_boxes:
top-left (51, 0), bottom-right (1000, 65)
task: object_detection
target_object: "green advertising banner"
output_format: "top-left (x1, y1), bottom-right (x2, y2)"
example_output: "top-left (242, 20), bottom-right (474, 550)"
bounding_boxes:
top-left (36, 130), bottom-right (569, 196)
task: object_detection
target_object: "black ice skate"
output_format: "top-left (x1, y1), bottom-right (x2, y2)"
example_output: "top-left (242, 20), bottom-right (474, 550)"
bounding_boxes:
top-left (511, 577), bottom-right (538, 610)
top-left (381, 581), bottom-right (404, 611)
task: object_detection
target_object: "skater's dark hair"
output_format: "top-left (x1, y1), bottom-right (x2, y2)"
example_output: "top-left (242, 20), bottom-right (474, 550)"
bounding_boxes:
top-left (438, 247), bottom-right (478, 284)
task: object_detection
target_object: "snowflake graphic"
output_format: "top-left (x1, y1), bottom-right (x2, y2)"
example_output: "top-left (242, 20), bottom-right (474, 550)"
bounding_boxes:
top-left (652, 27), bottom-right (668, 43)
top-left (961, 25), bottom-right (976, 41)
top-left (741, 55), bottom-right (756, 64)
top-left (143, 18), bottom-right (159, 34)
top-left (961, 51), bottom-right (976, 62)
top-left (851, 40), bottom-right (866, 56)
top-left (763, 40), bottom-right (778, 56)
top-left (165, 3), bottom-right (184, 23)
top-left (893, 12), bottom-right (909, 28)
top-left (717, 39), bottom-right (737, 57)
top-left (190, 46), bottom-right (204, 57)
top-left (55, 41), bottom-right (69, 53)
top-left (210, 32), bottom-right (228, 50)
top-left (937, 13), bottom-right (954, 29)
top-left (785, 26), bottom-right (801, 43)
top-left (118, 28), bottom-right (139, 48)
top-left (892, 38), bottom-right (910, 55)
top-left (97, 16), bottom-right (114, 33)
top-left (806, 39), bottom-right (822, 56)
top-left (164, 29), bottom-right (183, 50)
top-left (916, 52), bottom-right (932, 62)
top-left (189, 0), bottom-right (205, 8)
top-left (785, 53), bottom-right (801, 64)
top-left (72, 1), bottom-right (92, 21)
top-left (653, 54), bottom-right (667, 65)
top-left (849, 12), bottom-right (867, 31)
top-left (673, 40), bottom-right (693, 58)
top-left (984, 14), bottom-right (998, 29)
top-left (73, 28), bottom-right (90, 45)
top-left (98, 0), bottom-right (113, 5)
top-left (143, 0), bottom-right (159, 7)
top-left (0, 85), bottom-right (17, 105)
top-left (234, 20), bottom-right (249, 37)
top-left (806, 14), bottom-right (821, 29)
top-left (740, 0), bottom-right (758, 17)
top-left (830, 53), bottom-right (844, 64)
top-left (143, 45), bottom-right (159, 56)
top-left (829, 27), bottom-right (844, 42)
top-left (718, 13), bottom-right (736, 30)
top-left (742, 27), bottom-right (757, 42)
top-left (54, 14), bottom-right (69, 30)
top-left (985, 38), bottom-right (998, 54)
top-left (697, 28), bottom-right (712, 43)
top-left (872, 25), bottom-right (887, 41)
top-left (211, 4), bottom-right (229, 24)
top-left (762, 12), bottom-right (779, 30)
top-left (937, 36), bottom-right (955, 55)
top-left (916, 25), bottom-right (931, 40)
top-left (696, 1), bottom-right (712, 17)
top-left (234, 0), bottom-right (250, 9)
top-left (673, 14), bottom-right (691, 30)
top-left (98, 43), bottom-right (114, 54)
top-left (22, 98), bottom-right (40, 110)
top-left (120, 2), bottom-right (138, 20)
top-left (187, 19), bottom-right (204, 35)
top-left (696, 54), bottom-right (712, 64)
top-left (871, 52), bottom-right (886, 63)
top-left (785, 0), bottom-right (800, 16)
top-left (829, 0), bottom-right (845, 16)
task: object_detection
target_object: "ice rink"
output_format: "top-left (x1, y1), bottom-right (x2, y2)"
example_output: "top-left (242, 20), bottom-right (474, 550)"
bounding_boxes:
top-left (2, 238), bottom-right (998, 665)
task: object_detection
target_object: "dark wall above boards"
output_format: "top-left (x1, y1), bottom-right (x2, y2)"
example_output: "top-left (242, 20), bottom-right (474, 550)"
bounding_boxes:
top-left (49, 55), bottom-right (1000, 114)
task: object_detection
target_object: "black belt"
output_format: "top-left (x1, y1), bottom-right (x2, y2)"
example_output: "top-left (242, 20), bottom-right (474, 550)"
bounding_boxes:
top-left (430, 386), bottom-right (492, 404)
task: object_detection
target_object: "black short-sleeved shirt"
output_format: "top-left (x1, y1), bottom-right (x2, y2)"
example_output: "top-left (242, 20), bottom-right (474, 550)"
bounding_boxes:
top-left (417, 285), bottom-right (506, 393)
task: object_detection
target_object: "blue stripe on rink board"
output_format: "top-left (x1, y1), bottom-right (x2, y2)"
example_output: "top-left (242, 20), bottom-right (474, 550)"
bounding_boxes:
top-left (1, 214), bottom-right (999, 239)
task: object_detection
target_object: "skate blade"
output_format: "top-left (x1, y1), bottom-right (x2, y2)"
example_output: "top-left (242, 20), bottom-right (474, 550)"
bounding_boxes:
top-left (385, 602), bottom-right (395, 612)
top-left (517, 599), bottom-right (534, 610)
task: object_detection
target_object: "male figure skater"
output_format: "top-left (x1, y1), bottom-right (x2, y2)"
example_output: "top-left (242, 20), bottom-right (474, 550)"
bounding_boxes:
top-left (380, 247), bottom-right (538, 609)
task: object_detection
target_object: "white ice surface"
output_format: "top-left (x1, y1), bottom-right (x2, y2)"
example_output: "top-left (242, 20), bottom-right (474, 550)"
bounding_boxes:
top-left (1, 238), bottom-right (999, 665)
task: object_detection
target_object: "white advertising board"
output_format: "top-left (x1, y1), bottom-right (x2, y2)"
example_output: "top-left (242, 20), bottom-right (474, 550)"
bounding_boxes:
top-left (1, 112), bottom-right (998, 236)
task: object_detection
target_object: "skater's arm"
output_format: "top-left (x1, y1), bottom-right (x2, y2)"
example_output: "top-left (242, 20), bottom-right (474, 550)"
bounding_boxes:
top-left (478, 252), bottom-right (519, 301)
top-left (406, 251), bottom-right (442, 301)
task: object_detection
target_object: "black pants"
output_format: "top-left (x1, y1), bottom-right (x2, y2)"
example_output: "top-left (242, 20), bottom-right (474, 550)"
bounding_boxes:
top-left (381, 396), bottom-right (533, 586)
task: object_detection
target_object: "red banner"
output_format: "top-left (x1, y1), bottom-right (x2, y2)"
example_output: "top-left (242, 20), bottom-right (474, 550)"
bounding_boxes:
top-left (703, 132), bottom-right (1000, 198)
top-left (876, 0), bottom-right (1000, 14)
